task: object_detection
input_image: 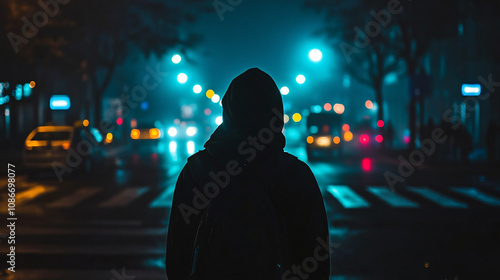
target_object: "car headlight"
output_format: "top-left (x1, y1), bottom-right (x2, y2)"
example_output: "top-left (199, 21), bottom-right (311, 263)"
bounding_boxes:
top-left (186, 127), bottom-right (197, 137)
top-left (168, 127), bottom-right (177, 137)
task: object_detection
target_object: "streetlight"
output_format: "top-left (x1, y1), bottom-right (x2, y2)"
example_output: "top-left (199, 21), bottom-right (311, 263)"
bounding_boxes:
top-left (309, 49), bottom-right (323, 62)
top-left (193, 84), bottom-right (202, 94)
top-left (172, 54), bottom-right (181, 64)
top-left (177, 73), bottom-right (188, 84)
top-left (296, 75), bottom-right (306, 84)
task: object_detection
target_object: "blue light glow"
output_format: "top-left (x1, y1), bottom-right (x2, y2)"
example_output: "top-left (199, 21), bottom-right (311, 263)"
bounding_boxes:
top-left (311, 105), bottom-right (322, 113)
top-left (50, 95), bottom-right (71, 110)
top-left (23, 83), bottom-right (32, 97)
top-left (309, 49), bottom-right (323, 62)
top-left (461, 84), bottom-right (481, 96)
top-left (141, 101), bottom-right (149, 110)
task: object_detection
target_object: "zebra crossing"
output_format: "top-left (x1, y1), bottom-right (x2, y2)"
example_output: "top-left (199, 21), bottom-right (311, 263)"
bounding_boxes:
top-left (2, 176), bottom-right (500, 211)
top-left (326, 185), bottom-right (500, 209)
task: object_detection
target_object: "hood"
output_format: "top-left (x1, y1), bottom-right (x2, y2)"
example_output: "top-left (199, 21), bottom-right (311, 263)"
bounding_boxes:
top-left (204, 68), bottom-right (286, 165)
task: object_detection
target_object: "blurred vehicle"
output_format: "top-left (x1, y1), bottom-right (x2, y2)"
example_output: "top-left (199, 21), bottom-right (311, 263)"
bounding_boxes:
top-left (23, 124), bottom-right (106, 175)
top-left (350, 120), bottom-right (384, 153)
top-left (130, 121), bottom-right (163, 148)
top-left (306, 112), bottom-right (343, 161)
top-left (166, 120), bottom-right (201, 155)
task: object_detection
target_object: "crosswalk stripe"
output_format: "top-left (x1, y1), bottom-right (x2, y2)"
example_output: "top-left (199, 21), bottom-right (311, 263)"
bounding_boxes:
top-left (150, 187), bottom-right (175, 208)
top-left (14, 244), bottom-right (164, 255)
top-left (452, 187), bottom-right (500, 206)
top-left (367, 186), bottom-right (418, 208)
top-left (327, 185), bottom-right (370, 208)
top-left (99, 187), bottom-right (149, 207)
top-left (14, 227), bottom-right (167, 236)
top-left (16, 185), bottom-right (56, 204)
top-left (47, 188), bottom-right (101, 208)
top-left (6, 269), bottom-right (167, 280)
top-left (407, 187), bottom-right (468, 208)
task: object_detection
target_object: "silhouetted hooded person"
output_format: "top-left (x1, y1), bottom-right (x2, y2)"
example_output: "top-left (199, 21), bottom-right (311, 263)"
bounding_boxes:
top-left (166, 68), bottom-right (330, 280)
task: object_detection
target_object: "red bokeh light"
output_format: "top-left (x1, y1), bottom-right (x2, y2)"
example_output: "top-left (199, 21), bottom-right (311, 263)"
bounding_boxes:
top-left (377, 120), bottom-right (384, 127)
top-left (376, 135), bottom-right (383, 143)
top-left (342, 124), bottom-right (350, 131)
top-left (362, 158), bottom-right (372, 171)
top-left (360, 134), bottom-right (369, 144)
top-left (116, 117), bottom-right (123, 125)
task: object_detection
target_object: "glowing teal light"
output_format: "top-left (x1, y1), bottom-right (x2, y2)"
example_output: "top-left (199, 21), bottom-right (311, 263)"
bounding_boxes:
top-left (172, 54), bottom-right (181, 64)
top-left (23, 83), bottom-right (32, 97)
top-left (50, 95), bottom-right (71, 110)
top-left (461, 84), bottom-right (481, 96)
top-left (193, 84), bottom-right (202, 94)
top-left (296, 75), bottom-right (306, 84)
top-left (309, 49), bottom-right (323, 62)
top-left (280, 86), bottom-right (289, 95)
top-left (311, 105), bottom-right (322, 113)
top-left (177, 73), bottom-right (188, 84)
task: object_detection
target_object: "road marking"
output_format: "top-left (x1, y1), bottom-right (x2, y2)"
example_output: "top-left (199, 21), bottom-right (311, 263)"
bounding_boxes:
top-left (99, 187), bottom-right (149, 207)
top-left (4, 269), bottom-right (167, 280)
top-left (452, 187), bottom-right (500, 206)
top-left (16, 185), bottom-right (56, 204)
top-left (47, 188), bottom-right (101, 208)
top-left (15, 226), bottom-right (167, 236)
top-left (150, 187), bottom-right (175, 208)
top-left (407, 187), bottom-right (468, 208)
top-left (13, 244), bottom-right (164, 255)
top-left (367, 186), bottom-right (418, 208)
top-left (327, 185), bottom-right (370, 208)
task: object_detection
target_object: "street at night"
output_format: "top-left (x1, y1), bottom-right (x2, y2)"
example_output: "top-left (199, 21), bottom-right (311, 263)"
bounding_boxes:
top-left (1, 0), bottom-right (500, 279)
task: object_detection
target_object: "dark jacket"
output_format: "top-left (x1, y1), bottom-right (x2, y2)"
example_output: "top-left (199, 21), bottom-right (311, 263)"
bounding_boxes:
top-left (166, 68), bottom-right (330, 280)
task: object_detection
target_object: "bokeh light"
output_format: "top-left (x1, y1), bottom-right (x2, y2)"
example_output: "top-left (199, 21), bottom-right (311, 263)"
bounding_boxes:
top-left (206, 89), bottom-right (215, 99)
top-left (177, 73), bottom-right (188, 84)
top-left (172, 54), bottom-right (181, 64)
top-left (334, 103), bottom-right (345, 114)
top-left (296, 75), bottom-right (306, 84)
top-left (280, 86), bottom-right (290, 95)
top-left (365, 100), bottom-right (373, 109)
top-left (344, 131), bottom-right (353, 142)
top-left (360, 134), bottom-right (369, 144)
top-left (284, 114), bottom-right (290, 124)
top-left (292, 113), bottom-right (302, 122)
top-left (309, 49), bottom-right (323, 62)
top-left (193, 84), bottom-right (202, 94)
top-left (211, 94), bottom-right (220, 103)
top-left (324, 103), bottom-right (332, 111)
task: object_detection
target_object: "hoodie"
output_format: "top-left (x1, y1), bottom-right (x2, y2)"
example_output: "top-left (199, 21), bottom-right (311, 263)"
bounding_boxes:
top-left (166, 68), bottom-right (330, 280)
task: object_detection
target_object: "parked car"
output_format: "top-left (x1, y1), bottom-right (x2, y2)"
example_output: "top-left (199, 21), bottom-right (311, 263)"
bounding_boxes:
top-left (23, 124), bottom-right (106, 176)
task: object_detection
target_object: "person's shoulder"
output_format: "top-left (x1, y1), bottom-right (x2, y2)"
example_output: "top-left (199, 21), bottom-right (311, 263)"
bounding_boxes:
top-left (280, 152), bottom-right (313, 174)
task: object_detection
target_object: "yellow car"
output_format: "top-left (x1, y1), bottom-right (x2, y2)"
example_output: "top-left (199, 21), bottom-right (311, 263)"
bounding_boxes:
top-left (23, 125), bottom-right (105, 174)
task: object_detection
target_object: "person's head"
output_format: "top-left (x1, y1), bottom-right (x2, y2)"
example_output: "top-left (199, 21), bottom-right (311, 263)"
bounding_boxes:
top-left (220, 68), bottom-right (284, 134)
